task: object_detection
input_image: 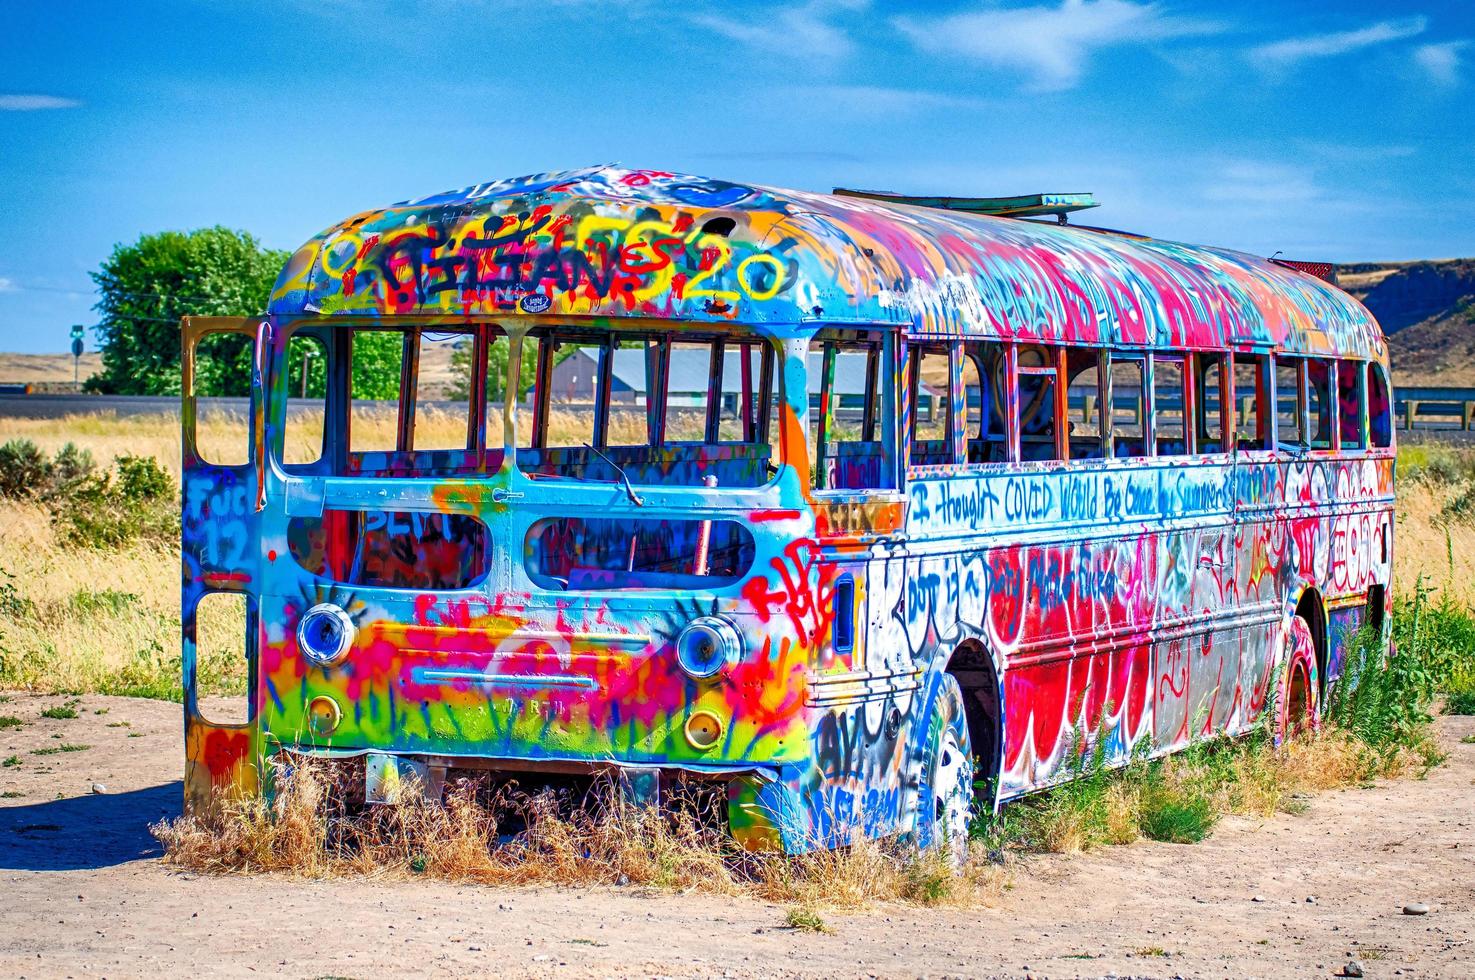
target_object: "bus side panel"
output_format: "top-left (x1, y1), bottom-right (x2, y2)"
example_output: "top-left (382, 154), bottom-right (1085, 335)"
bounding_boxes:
top-left (180, 316), bottom-right (267, 814)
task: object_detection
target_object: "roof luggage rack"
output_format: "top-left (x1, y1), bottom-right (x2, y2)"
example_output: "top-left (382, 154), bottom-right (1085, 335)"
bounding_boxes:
top-left (833, 188), bottom-right (1099, 224)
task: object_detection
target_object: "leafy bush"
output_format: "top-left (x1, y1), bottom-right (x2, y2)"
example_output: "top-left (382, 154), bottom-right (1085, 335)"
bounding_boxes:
top-left (0, 440), bottom-right (53, 497)
top-left (49, 443), bottom-right (96, 491)
top-left (0, 440), bottom-right (97, 500)
top-left (49, 454), bottom-right (178, 550)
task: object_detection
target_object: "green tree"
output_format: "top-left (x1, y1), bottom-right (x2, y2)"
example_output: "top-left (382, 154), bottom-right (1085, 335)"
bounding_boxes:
top-left (282, 331), bottom-right (404, 402)
top-left (87, 227), bottom-right (287, 395)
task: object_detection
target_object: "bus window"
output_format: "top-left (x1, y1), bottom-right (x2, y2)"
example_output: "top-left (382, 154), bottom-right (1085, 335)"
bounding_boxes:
top-left (812, 336), bottom-right (887, 489)
top-left (910, 343), bottom-right (952, 466)
top-left (1196, 353), bottom-right (1227, 453)
top-left (1109, 353), bottom-right (1146, 458)
top-left (521, 331), bottom-right (776, 489)
top-left (1153, 355), bottom-right (1189, 456)
top-left (1234, 354), bottom-right (1269, 451)
top-left (666, 340), bottom-right (715, 444)
top-left (1339, 361), bottom-right (1367, 450)
top-left (350, 330), bottom-right (407, 453)
top-left (191, 331), bottom-right (252, 466)
top-left (1018, 345), bottom-right (1062, 462)
top-left (1275, 356), bottom-right (1305, 450)
top-left (964, 342), bottom-right (1009, 463)
top-left (283, 331), bottom-right (327, 466)
top-left (1307, 359), bottom-right (1334, 450)
top-left (411, 330), bottom-right (475, 450)
top-left (717, 342), bottom-right (767, 444)
top-left (1369, 363), bottom-right (1393, 448)
top-left (541, 336), bottom-right (602, 449)
top-left (1065, 349), bottom-right (1104, 459)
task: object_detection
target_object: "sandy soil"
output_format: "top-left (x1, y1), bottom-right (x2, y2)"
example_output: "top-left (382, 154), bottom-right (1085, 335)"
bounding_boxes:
top-left (1, 692), bottom-right (1472, 980)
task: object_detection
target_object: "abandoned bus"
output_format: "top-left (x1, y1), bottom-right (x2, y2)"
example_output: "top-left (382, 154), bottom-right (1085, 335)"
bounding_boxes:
top-left (180, 166), bottom-right (1394, 854)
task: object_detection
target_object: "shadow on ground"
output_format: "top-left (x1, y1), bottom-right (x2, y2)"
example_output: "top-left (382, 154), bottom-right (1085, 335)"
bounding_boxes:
top-left (0, 782), bottom-right (181, 870)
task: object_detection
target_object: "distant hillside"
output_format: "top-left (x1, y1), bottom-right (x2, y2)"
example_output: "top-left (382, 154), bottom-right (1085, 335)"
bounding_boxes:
top-left (1346, 259), bottom-right (1475, 386)
top-left (0, 352), bottom-right (102, 385)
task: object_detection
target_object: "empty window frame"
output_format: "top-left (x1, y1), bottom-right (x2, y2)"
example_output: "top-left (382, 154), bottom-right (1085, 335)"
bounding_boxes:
top-left (1108, 353), bottom-right (1147, 458)
top-left (962, 342), bottom-right (1009, 463)
top-left (813, 334), bottom-right (890, 490)
top-left (1369, 363), bottom-right (1393, 448)
top-left (1016, 344), bottom-right (1065, 462)
top-left (411, 331), bottom-right (477, 450)
top-left (717, 342), bottom-right (769, 445)
top-left (1065, 349), bottom-right (1106, 460)
top-left (1153, 355), bottom-right (1190, 456)
top-left (1275, 355), bottom-right (1306, 450)
top-left (190, 331), bottom-right (254, 466)
top-left (522, 330), bottom-right (776, 489)
top-left (1307, 359), bottom-right (1335, 450)
top-left (1233, 354), bottom-right (1270, 451)
top-left (283, 331), bottom-right (328, 466)
top-left (1338, 360), bottom-right (1367, 450)
top-left (1196, 353), bottom-right (1229, 453)
top-left (337, 327), bottom-right (486, 475)
top-left (909, 343), bottom-right (952, 465)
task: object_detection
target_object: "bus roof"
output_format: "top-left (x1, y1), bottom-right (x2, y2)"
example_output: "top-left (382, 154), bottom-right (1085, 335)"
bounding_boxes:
top-left (268, 165), bottom-right (1386, 361)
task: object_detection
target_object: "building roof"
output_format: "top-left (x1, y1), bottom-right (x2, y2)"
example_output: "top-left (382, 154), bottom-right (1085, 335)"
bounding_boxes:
top-left (268, 166), bottom-right (1386, 362)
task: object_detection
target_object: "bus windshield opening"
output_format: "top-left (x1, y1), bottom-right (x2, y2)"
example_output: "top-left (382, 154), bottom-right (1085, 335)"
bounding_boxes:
top-left (516, 329), bottom-right (778, 489)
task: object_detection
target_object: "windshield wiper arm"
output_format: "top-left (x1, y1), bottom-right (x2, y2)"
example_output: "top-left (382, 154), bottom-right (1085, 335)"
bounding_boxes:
top-left (583, 444), bottom-right (645, 507)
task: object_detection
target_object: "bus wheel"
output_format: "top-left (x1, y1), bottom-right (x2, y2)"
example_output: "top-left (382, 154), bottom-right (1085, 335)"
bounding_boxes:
top-left (1277, 615), bottom-right (1321, 746)
top-left (920, 673), bottom-right (975, 866)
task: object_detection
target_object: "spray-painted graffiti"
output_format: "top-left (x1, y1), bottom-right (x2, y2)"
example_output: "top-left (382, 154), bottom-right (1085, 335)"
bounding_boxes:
top-left (185, 167), bottom-right (1395, 854)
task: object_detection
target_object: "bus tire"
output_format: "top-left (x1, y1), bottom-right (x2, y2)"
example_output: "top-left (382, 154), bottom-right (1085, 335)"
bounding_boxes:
top-left (1277, 615), bottom-right (1321, 746)
top-left (918, 672), bottom-right (975, 866)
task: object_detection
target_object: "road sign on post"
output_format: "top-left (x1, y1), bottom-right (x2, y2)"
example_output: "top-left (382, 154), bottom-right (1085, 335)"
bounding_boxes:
top-left (70, 325), bottom-right (84, 386)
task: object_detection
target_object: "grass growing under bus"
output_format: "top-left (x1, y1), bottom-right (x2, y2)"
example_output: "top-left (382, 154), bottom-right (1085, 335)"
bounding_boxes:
top-left (5, 408), bottom-right (1475, 907)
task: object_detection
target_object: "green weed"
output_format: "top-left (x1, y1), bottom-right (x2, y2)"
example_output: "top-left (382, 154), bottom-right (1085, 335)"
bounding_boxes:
top-left (784, 905), bottom-right (831, 933)
top-left (40, 704), bottom-right (78, 720)
top-left (0, 716), bottom-right (21, 730)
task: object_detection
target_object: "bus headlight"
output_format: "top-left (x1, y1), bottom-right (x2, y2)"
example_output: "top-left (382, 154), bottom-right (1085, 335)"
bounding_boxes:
top-left (297, 603), bottom-right (355, 666)
top-left (674, 616), bottom-right (742, 679)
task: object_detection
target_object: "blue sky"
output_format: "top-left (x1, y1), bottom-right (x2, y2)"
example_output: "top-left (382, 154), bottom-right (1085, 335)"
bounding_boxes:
top-left (1, 0), bottom-right (1471, 353)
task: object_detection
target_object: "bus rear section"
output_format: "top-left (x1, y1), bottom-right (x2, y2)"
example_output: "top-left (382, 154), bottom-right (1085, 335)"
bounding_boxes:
top-left (181, 317), bottom-right (897, 852)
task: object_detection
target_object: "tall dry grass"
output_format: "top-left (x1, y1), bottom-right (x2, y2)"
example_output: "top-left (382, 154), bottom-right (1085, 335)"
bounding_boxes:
top-left (152, 759), bottom-right (1008, 909)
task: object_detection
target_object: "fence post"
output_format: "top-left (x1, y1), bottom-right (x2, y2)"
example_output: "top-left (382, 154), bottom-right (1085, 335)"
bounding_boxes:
top-left (1405, 400), bottom-right (1417, 431)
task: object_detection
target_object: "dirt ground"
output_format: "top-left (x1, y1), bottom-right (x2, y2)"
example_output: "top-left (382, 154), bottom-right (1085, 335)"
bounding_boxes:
top-left (1, 693), bottom-right (1472, 980)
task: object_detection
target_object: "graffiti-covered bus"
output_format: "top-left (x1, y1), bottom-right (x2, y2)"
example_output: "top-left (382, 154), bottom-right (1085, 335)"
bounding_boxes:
top-left (180, 167), bottom-right (1394, 855)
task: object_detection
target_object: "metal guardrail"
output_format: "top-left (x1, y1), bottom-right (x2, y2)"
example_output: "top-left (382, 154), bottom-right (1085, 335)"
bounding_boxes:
top-left (1393, 387), bottom-right (1475, 431)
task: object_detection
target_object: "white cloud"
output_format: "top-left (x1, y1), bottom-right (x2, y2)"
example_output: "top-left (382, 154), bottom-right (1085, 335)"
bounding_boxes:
top-left (894, 0), bottom-right (1223, 93)
top-left (0, 277), bottom-right (14, 293)
top-left (1414, 40), bottom-right (1468, 87)
top-left (1249, 17), bottom-right (1427, 71)
top-left (0, 94), bottom-right (81, 111)
top-left (785, 84), bottom-right (990, 115)
top-left (690, 0), bottom-right (866, 65)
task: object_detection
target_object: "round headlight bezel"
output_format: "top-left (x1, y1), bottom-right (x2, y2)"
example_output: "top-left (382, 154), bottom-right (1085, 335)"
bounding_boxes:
top-left (296, 603), bottom-right (355, 667)
top-left (674, 615), bottom-right (743, 679)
